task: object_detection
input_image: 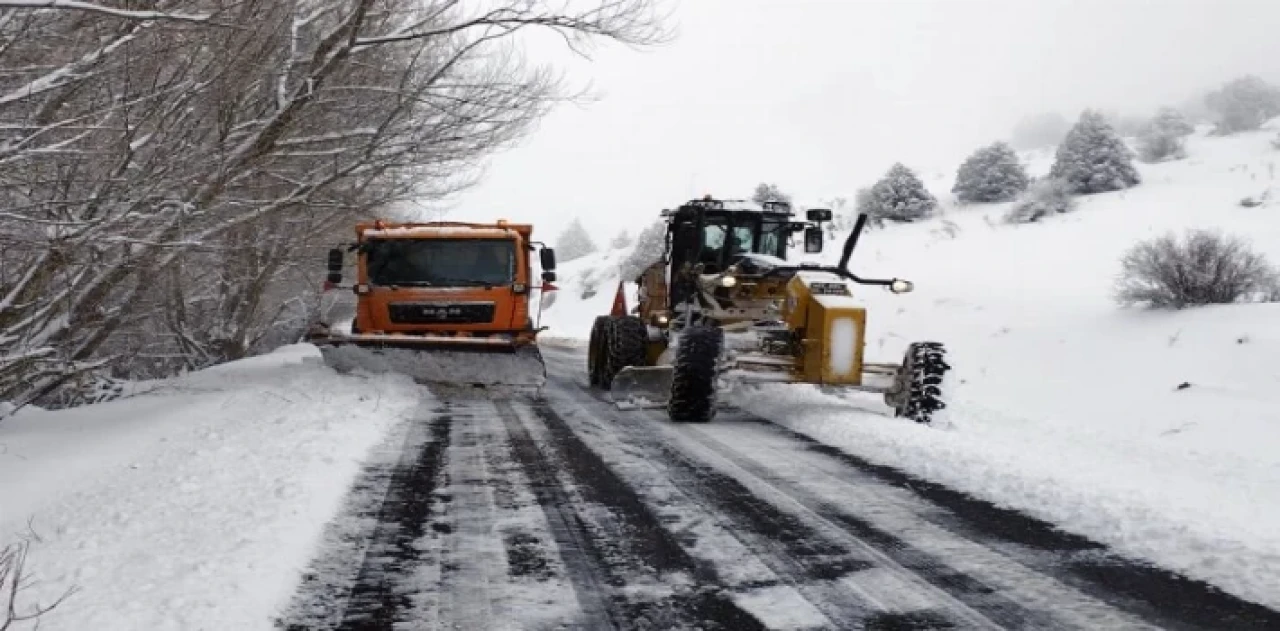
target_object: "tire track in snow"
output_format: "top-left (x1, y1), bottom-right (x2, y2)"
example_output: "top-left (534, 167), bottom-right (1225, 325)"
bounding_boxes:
top-left (275, 404), bottom-right (440, 630)
top-left (337, 408), bottom-right (453, 629)
top-left (730, 414), bottom-right (1280, 631)
top-left (665, 416), bottom-right (1154, 630)
top-left (516, 398), bottom-right (772, 629)
top-left (542, 376), bottom-right (970, 629)
top-left (493, 398), bottom-right (620, 629)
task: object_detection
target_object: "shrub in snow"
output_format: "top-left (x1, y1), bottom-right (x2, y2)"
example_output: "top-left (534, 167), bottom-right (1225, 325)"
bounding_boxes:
top-left (1010, 112), bottom-right (1070, 150)
top-left (1137, 107), bottom-right (1195, 163)
top-left (1114, 230), bottom-right (1280, 309)
top-left (1137, 130), bottom-right (1185, 163)
top-left (952, 141), bottom-right (1030, 203)
top-left (751, 182), bottom-right (791, 205)
top-left (1004, 178), bottom-right (1075, 224)
top-left (618, 219), bottom-right (667, 282)
top-left (1, 541), bottom-right (74, 626)
top-left (1151, 106), bottom-right (1195, 137)
top-left (858, 163), bottom-right (938, 223)
top-left (1050, 110), bottom-right (1141, 194)
top-left (1205, 75), bottom-right (1280, 134)
top-left (555, 218), bottom-right (597, 263)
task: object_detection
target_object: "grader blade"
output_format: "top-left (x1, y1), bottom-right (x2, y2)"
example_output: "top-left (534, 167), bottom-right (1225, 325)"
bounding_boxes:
top-left (609, 365), bottom-right (674, 409)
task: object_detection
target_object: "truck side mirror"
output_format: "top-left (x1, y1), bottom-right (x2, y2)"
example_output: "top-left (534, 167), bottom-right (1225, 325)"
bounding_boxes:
top-left (806, 208), bottom-right (833, 222)
top-left (804, 226), bottom-right (823, 253)
top-left (326, 248), bottom-right (343, 284)
top-left (540, 247), bottom-right (557, 271)
top-left (542, 270), bottom-right (557, 283)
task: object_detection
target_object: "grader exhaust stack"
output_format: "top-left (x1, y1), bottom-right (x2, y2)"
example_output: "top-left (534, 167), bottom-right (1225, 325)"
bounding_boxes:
top-left (307, 219), bottom-right (558, 391)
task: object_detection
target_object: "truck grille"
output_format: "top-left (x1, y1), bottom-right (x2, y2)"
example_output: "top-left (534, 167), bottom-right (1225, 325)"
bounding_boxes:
top-left (388, 302), bottom-right (495, 324)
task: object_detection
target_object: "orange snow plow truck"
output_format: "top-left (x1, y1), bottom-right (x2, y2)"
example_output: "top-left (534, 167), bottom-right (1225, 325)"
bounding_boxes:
top-left (307, 219), bottom-right (558, 389)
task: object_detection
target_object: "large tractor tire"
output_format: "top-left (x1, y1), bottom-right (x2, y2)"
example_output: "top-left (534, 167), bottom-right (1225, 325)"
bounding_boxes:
top-left (886, 341), bottom-right (950, 423)
top-left (667, 325), bottom-right (723, 423)
top-left (587, 315), bottom-right (611, 388)
top-left (603, 316), bottom-right (649, 386)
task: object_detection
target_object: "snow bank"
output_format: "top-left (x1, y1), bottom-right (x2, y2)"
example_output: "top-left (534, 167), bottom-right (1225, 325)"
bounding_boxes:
top-left (543, 124), bottom-right (1280, 609)
top-left (536, 247), bottom-right (635, 341)
top-left (0, 344), bottom-right (424, 631)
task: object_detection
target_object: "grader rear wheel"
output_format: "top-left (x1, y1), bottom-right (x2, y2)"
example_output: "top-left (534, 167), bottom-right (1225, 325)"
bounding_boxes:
top-left (587, 316), bottom-right (611, 388)
top-left (605, 316), bottom-right (649, 385)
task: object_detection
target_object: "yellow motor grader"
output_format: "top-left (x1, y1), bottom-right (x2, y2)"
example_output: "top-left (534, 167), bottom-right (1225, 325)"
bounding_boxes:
top-left (588, 196), bottom-right (948, 423)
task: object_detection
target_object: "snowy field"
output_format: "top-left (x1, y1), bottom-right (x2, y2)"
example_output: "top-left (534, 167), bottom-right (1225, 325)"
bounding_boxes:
top-left (0, 346), bottom-right (424, 631)
top-left (538, 124), bottom-right (1280, 609)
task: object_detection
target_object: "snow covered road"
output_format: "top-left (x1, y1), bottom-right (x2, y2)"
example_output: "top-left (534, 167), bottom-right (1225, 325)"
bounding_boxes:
top-left (274, 345), bottom-right (1280, 630)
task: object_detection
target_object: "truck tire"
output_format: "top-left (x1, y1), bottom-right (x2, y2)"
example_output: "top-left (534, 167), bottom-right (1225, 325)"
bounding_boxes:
top-left (587, 315), bottom-right (611, 388)
top-left (603, 315), bottom-right (648, 387)
top-left (886, 341), bottom-right (950, 423)
top-left (667, 325), bottom-right (723, 423)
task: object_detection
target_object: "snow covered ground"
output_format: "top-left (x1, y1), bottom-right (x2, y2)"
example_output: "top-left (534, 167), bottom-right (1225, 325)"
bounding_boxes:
top-left (0, 345), bottom-right (424, 631)
top-left (538, 124), bottom-right (1280, 609)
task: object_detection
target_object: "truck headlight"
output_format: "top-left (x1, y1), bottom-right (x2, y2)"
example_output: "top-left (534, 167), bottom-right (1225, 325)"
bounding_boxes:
top-left (719, 275), bottom-right (738, 288)
top-left (890, 279), bottom-right (913, 293)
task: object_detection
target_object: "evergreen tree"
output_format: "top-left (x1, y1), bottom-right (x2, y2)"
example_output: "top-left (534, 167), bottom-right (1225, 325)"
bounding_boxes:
top-left (751, 182), bottom-right (791, 206)
top-left (1206, 75), bottom-right (1280, 134)
top-left (610, 229), bottom-right (632, 249)
top-left (858, 163), bottom-right (938, 222)
top-left (1049, 110), bottom-right (1141, 194)
top-left (952, 141), bottom-right (1030, 203)
top-left (555, 218), bottom-right (597, 262)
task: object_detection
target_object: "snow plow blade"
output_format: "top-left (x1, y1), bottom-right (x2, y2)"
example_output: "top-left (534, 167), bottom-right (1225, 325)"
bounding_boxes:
top-left (315, 334), bottom-right (546, 390)
top-left (609, 365), bottom-right (674, 409)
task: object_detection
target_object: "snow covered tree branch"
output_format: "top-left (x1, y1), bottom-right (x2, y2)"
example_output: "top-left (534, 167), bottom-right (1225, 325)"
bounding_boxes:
top-left (0, 0), bottom-right (668, 412)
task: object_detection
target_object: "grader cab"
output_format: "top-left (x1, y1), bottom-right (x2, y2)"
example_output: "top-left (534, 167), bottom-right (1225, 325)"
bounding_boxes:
top-left (588, 196), bottom-right (949, 423)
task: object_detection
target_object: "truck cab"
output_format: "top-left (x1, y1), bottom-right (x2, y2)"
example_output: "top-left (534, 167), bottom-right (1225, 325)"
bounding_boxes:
top-left (324, 220), bottom-right (557, 348)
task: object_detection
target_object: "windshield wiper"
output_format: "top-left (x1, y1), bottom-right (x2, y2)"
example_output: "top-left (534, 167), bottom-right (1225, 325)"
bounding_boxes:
top-left (426, 277), bottom-right (500, 288)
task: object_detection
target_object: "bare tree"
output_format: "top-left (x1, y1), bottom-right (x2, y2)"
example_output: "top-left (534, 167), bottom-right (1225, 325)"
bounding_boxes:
top-left (0, 0), bottom-right (669, 413)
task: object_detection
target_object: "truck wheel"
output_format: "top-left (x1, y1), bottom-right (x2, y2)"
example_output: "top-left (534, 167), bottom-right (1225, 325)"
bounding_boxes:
top-left (668, 325), bottom-right (723, 423)
top-left (886, 342), bottom-right (950, 423)
top-left (603, 316), bottom-right (648, 387)
top-left (587, 315), bottom-right (611, 388)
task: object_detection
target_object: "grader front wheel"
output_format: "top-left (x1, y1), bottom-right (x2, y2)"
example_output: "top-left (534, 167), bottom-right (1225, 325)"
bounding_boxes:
top-left (886, 341), bottom-right (950, 423)
top-left (667, 325), bottom-right (723, 423)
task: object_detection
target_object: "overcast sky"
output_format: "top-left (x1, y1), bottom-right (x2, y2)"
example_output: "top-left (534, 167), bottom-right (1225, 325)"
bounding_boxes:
top-left (428, 0), bottom-right (1280, 243)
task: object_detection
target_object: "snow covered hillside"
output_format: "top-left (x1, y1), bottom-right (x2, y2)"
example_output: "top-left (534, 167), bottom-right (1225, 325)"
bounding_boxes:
top-left (537, 124), bottom-right (1280, 609)
top-left (0, 346), bottom-right (424, 631)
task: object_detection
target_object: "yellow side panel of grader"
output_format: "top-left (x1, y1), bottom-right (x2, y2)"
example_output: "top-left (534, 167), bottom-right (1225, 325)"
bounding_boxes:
top-left (802, 296), bottom-right (867, 386)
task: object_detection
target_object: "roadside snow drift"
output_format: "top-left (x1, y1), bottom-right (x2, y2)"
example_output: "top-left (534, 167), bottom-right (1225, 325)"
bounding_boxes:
top-left (0, 345), bottom-right (424, 631)
top-left (539, 124), bottom-right (1280, 609)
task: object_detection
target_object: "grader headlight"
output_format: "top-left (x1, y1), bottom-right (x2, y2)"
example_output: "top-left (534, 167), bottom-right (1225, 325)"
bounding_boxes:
top-left (719, 274), bottom-right (738, 288)
top-left (890, 279), bottom-right (914, 294)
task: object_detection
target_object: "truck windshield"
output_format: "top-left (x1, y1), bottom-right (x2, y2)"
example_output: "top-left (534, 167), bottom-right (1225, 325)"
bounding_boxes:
top-left (365, 238), bottom-right (515, 287)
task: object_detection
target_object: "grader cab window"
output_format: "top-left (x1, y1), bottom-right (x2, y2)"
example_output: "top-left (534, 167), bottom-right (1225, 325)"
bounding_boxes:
top-left (700, 221), bottom-right (729, 271)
